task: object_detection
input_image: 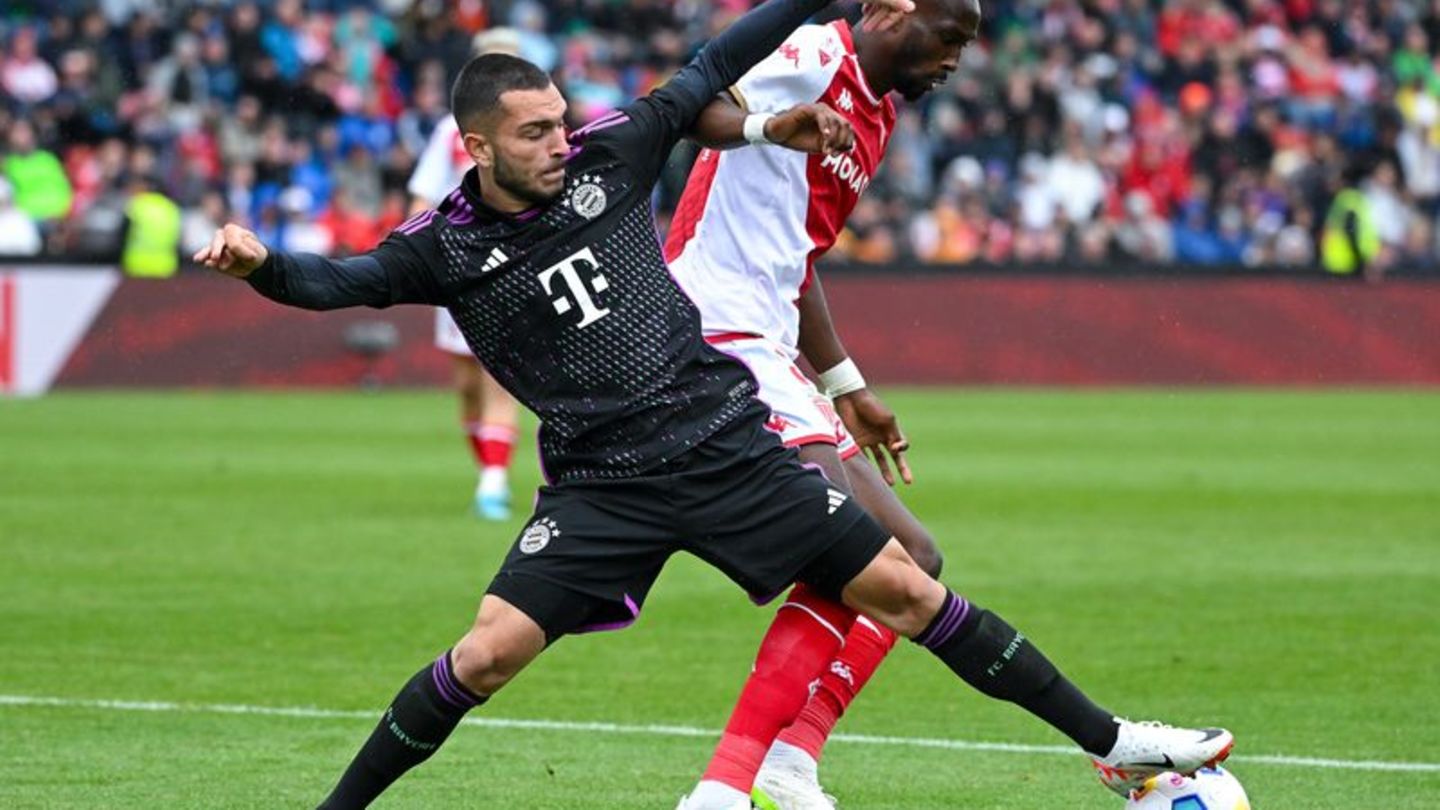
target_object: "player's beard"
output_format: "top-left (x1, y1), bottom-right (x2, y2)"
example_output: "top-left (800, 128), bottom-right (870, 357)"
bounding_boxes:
top-left (494, 154), bottom-right (565, 207)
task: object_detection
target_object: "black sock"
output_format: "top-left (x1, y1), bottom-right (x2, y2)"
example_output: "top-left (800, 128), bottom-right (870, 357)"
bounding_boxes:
top-left (914, 590), bottom-right (1119, 756)
top-left (318, 650), bottom-right (486, 809)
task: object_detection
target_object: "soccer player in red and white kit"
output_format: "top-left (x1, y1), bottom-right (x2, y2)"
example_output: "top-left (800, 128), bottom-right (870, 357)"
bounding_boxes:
top-left (409, 31), bottom-right (527, 521)
top-left (669, 1), bottom-right (1111, 807)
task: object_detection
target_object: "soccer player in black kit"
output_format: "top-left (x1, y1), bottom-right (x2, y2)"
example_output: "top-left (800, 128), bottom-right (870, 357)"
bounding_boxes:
top-left (196, 1), bottom-right (1233, 806)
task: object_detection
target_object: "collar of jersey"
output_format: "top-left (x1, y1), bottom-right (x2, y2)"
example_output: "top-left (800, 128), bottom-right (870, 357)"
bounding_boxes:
top-left (459, 166), bottom-right (548, 224)
top-left (832, 19), bottom-right (884, 109)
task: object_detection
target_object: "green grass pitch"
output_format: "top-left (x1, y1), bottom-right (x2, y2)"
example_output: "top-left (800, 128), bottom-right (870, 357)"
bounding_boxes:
top-left (2, 389), bottom-right (1437, 808)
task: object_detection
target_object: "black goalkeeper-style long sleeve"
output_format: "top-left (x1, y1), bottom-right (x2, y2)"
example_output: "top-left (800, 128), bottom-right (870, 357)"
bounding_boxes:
top-left (244, 228), bottom-right (445, 311)
top-left (587, 0), bottom-right (835, 182)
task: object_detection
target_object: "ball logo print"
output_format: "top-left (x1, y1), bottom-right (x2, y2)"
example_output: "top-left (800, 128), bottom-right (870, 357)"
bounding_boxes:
top-left (571, 182), bottom-right (608, 219)
top-left (519, 517), bottom-right (560, 554)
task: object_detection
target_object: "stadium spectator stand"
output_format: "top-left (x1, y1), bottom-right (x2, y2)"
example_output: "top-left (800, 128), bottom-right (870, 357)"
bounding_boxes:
top-left (2, 0), bottom-right (1438, 275)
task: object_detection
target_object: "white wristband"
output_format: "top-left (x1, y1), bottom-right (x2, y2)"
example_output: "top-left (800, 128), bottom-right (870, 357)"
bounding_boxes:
top-left (818, 358), bottom-right (866, 398)
top-left (743, 113), bottom-right (775, 145)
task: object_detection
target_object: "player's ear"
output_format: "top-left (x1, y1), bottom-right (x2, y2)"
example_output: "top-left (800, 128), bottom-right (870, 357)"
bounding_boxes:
top-left (463, 131), bottom-right (493, 169)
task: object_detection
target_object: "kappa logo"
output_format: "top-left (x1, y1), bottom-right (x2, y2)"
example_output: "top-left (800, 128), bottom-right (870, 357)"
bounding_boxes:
top-left (780, 43), bottom-right (802, 68)
top-left (837, 88), bottom-right (854, 112)
top-left (826, 488), bottom-right (847, 515)
top-left (519, 517), bottom-right (560, 554)
top-left (481, 247), bottom-right (510, 273)
top-left (830, 661), bottom-right (855, 687)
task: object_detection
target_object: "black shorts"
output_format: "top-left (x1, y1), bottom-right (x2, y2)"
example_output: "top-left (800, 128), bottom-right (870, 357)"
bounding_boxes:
top-left (485, 409), bottom-right (892, 643)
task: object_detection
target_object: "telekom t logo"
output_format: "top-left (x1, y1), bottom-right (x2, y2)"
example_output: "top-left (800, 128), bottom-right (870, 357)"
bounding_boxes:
top-left (538, 247), bottom-right (611, 329)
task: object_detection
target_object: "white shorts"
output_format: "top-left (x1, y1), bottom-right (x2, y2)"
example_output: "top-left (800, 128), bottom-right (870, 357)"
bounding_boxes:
top-left (708, 334), bottom-right (860, 460)
top-left (435, 308), bottom-right (473, 356)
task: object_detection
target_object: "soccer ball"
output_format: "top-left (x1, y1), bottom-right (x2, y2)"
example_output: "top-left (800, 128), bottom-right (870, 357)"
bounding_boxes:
top-left (1125, 766), bottom-right (1252, 810)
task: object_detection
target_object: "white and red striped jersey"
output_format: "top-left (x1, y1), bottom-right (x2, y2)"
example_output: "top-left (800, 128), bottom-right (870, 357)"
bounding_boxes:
top-left (665, 21), bottom-right (895, 356)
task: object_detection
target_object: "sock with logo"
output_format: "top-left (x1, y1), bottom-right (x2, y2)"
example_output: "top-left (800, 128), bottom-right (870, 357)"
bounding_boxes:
top-left (318, 650), bottom-right (486, 809)
top-left (701, 584), bottom-right (857, 792)
top-left (914, 590), bottom-right (1119, 756)
top-left (776, 615), bottom-right (898, 763)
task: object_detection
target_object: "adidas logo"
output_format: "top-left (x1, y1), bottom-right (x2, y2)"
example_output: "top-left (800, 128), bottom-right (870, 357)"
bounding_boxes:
top-left (826, 488), bottom-right (847, 515)
top-left (482, 247), bottom-right (510, 273)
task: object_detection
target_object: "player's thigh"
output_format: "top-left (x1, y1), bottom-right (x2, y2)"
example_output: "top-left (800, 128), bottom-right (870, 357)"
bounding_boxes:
top-left (452, 594), bottom-right (549, 694)
top-left (486, 480), bottom-right (674, 645)
top-left (796, 441), bottom-right (851, 496)
top-left (843, 453), bottom-right (943, 576)
top-left (478, 366), bottom-right (519, 422)
top-left (678, 416), bottom-right (889, 605)
top-left (839, 538), bottom-right (948, 638)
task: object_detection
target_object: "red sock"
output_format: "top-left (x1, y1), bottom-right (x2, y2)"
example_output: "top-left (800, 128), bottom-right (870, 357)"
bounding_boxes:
top-left (701, 584), bottom-right (856, 792)
top-left (777, 614), bottom-right (899, 763)
top-left (466, 423), bottom-right (516, 470)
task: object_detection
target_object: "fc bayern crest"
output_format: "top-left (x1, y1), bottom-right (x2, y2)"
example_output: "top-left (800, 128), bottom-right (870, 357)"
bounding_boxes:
top-left (571, 182), bottom-right (607, 219)
top-left (519, 517), bottom-right (559, 554)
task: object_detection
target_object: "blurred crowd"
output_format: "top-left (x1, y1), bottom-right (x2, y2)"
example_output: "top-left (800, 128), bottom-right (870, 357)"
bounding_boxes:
top-left (2, 0), bottom-right (1438, 275)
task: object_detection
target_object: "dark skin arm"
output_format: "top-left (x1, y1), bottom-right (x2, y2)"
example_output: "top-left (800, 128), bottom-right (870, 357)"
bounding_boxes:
top-left (689, 91), bottom-right (856, 155)
top-left (797, 273), bottom-right (914, 485)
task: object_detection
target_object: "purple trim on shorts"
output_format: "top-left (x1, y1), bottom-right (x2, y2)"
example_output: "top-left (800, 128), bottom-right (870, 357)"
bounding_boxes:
top-left (801, 461), bottom-right (833, 484)
top-left (430, 653), bottom-right (478, 710)
top-left (915, 591), bottom-right (970, 650)
top-left (396, 210), bottom-right (436, 235)
top-left (571, 593), bottom-right (641, 634)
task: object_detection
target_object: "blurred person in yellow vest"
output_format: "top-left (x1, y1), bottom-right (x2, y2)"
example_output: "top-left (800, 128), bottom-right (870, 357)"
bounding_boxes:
top-left (1321, 166), bottom-right (1381, 280)
top-left (121, 174), bottom-right (182, 278)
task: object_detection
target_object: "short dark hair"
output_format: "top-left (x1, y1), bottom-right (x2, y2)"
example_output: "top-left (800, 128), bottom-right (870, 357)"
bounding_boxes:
top-left (451, 53), bottom-right (553, 132)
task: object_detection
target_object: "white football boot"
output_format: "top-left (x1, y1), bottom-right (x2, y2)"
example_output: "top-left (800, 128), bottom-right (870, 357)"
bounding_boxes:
top-left (1092, 719), bottom-right (1235, 797)
top-left (675, 783), bottom-right (753, 810)
top-left (752, 741), bottom-right (837, 810)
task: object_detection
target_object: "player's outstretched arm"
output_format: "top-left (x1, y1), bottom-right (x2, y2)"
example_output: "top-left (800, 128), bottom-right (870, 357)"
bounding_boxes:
top-left (797, 273), bottom-right (914, 485)
top-left (612, 0), bottom-right (912, 171)
top-left (195, 223), bottom-right (442, 311)
top-left (690, 95), bottom-right (855, 155)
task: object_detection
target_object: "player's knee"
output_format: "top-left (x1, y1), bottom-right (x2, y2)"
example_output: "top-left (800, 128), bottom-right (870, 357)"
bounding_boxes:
top-left (451, 632), bottom-right (526, 695)
top-left (844, 544), bottom-right (944, 637)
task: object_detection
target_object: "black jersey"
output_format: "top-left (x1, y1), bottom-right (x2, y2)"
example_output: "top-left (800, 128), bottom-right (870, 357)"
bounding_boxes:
top-left (245, 0), bottom-right (835, 483)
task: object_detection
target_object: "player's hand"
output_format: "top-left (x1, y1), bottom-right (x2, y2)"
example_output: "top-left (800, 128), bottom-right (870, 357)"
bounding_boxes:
top-left (835, 388), bottom-right (913, 486)
top-left (193, 223), bottom-right (269, 278)
top-left (860, 0), bottom-right (915, 32)
top-left (765, 103), bottom-right (855, 156)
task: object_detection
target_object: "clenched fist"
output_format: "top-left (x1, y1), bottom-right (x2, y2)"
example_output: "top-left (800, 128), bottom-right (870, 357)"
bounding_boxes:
top-left (765, 103), bottom-right (856, 156)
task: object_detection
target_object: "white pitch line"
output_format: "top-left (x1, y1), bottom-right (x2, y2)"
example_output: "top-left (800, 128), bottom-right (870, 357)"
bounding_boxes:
top-left (2, 694), bottom-right (1437, 775)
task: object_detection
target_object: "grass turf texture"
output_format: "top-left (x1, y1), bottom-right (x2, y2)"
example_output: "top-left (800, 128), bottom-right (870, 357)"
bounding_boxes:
top-left (1, 389), bottom-right (1437, 808)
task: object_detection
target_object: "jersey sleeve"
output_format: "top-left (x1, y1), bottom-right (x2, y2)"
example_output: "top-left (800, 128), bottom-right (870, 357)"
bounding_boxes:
top-left (730, 25), bottom-right (844, 114)
top-left (580, 0), bottom-right (833, 184)
top-left (246, 216), bottom-right (445, 310)
top-left (407, 119), bottom-right (461, 206)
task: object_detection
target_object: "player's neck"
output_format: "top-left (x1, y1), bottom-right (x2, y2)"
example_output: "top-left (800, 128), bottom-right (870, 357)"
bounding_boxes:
top-left (852, 34), bottom-right (896, 98)
top-left (475, 168), bottom-right (538, 216)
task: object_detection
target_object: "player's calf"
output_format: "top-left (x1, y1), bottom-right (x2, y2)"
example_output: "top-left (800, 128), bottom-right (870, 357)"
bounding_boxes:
top-left (316, 596), bottom-right (545, 808)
